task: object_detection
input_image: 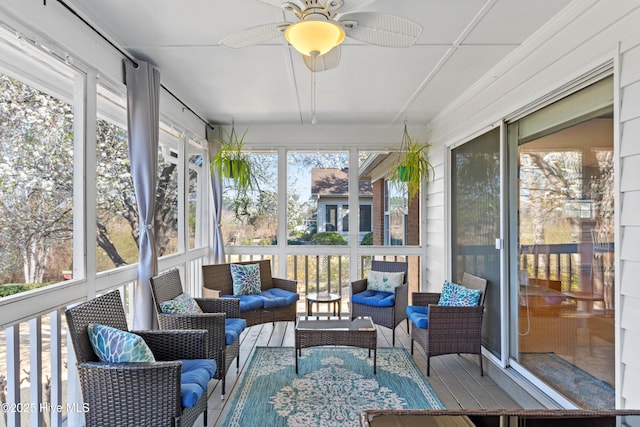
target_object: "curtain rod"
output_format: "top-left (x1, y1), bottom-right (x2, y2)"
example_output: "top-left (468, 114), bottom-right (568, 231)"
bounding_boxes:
top-left (52, 0), bottom-right (213, 130)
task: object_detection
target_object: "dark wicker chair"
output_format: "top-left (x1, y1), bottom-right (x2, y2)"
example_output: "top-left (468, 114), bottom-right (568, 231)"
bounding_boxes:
top-left (201, 260), bottom-right (299, 327)
top-left (408, 272), bottom-right (488, 376)
top-left (64, 290), bottom-right (210, 427)
top-left (150, 268), bottom-right (243, 398)
top-left (350, 260), bottom-right (409, 346)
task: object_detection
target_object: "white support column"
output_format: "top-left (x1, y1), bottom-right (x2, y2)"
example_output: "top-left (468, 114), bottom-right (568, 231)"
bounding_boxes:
top-left (348, 147), bottom-right (359, 288)
top-left (277, 146), bottom-right (288, 278)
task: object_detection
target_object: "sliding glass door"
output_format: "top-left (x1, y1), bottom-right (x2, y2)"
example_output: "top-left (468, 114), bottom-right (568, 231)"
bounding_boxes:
top-left (508, 76), bottom-right (614, 408)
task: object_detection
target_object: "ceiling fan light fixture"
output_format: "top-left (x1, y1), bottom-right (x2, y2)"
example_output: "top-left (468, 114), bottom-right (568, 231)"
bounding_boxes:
top-left (285, 19), bottom-right (345, 56)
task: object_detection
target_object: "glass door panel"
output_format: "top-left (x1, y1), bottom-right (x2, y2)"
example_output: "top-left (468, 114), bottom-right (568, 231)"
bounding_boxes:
top-left (509, 77), bottom-right (614, 407)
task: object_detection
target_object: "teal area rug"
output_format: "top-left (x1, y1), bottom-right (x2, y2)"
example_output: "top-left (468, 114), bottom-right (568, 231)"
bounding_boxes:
top-left (222, 346), bottom-right (444, 426)
top-left (520, 352), bottom-right (614, 409)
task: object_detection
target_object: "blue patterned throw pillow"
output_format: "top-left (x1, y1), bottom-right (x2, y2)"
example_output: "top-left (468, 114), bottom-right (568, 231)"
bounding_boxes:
top-left (159, 292), bottom-right (203, 314)
top-left (230, 263), bottom-right (262, 296)
top-left (438, 281), bottom-right (481, 307)
top-left (87, 323), bottom-right (156, 363)
top-left (366, 270), bottom-right (405, 292)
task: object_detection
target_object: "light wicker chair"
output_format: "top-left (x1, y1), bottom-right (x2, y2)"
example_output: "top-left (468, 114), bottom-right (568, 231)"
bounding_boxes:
top-left (64, 290), bottom-right (210, 427)
top-left (408, 272), bottom-right (488, 376)
top-left (350, 260), bottom-right (409, 346)
top-left (150, 268), bottom-right (244, 398)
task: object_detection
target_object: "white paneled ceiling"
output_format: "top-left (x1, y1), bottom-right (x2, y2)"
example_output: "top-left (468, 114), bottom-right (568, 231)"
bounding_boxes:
top-left (66, 0), bottom-right (573, 128)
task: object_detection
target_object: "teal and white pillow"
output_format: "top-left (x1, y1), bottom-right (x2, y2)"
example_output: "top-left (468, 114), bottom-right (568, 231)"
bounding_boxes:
top-left (230, 263), bottom-right (262, 296)
top-left (159, 292), bottom-right (203, 314)
top-left (366, 270), bottom-right (405, 292)
top-left (87, 323), bottom-right (155, 363)
top-left (438, 281), bottom-right (481, 307)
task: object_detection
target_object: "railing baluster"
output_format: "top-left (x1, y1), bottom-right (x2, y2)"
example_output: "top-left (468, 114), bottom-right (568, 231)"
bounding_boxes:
top-left (50, 310), bottom-right (63, 427)
top-left (327, 256), bottom-right (332, 294)
top-left (29, 317), bottom-right (43, 427)
top-left (338, 256), bottom-right (343, 304)
top-left (6, 324), bottom-right (21, 427)
top-left (304, 256), bottom-right (309, 298)
top-left (315, 255), bottom-right (320, 294)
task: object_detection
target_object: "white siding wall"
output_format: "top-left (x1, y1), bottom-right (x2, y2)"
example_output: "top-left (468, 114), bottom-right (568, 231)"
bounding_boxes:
top-left (424, 0), bottom-right (640, 408)
top-left (619, 40), bottom-right (640, 409)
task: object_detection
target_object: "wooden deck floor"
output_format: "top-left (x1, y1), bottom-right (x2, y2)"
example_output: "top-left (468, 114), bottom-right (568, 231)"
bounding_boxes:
top-left (193, 317), bottom-right (528, 427)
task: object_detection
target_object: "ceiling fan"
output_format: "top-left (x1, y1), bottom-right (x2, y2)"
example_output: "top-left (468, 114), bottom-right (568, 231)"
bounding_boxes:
top-left (220, 0), bottom-right (422, 72)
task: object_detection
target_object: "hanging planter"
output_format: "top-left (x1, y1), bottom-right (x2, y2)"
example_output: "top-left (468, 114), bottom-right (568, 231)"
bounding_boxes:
top-left (397, 165), bottom-right (417, 182)
top-left (211, 123), bottom-right (253, 196)
top-left (389, 122), bottom-right (434, 199)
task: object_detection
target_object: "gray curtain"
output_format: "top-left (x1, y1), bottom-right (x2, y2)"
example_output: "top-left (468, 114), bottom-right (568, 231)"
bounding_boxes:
top-left (206, 126), bottom-right (226, 264)
top-left (125, 59), bottom-right (160, 330)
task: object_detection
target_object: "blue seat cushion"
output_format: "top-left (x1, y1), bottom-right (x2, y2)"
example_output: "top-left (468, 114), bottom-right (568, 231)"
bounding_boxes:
top-left (225, 318), bottom-right (247, 345)
top-left (222, 294), bottom-right (264, 313)
top-left (406, 305), bottom-right (430, 329)
top-left (259, 288), bottom-right (299, 309)
top-left (351, 290), bottom-right (395, 307)
top-left (179, 359), bottom-right (216, 408)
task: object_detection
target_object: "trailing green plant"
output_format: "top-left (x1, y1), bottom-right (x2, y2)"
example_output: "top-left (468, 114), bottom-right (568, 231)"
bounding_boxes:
top-left (210, 125), bottom-right (253, 195)
top-left (388, 123), bottom-right (434, 199)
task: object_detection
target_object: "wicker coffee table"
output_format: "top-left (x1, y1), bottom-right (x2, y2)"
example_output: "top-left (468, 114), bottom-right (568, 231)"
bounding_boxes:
top-left (294, 315), bottom-right (377, 374)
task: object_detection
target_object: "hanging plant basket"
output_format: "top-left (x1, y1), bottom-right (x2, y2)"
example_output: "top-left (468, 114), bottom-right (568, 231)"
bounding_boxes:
top-left (397, 165), bottom-right (417, 182)
top-left (211, 123), bottom-right (253, 195)
top-left (389, 122), bottom-right (434, 198)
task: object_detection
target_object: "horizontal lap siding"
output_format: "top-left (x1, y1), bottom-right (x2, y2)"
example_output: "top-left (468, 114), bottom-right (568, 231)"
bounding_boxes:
top-left (619, 40), bottom-right (640, 409)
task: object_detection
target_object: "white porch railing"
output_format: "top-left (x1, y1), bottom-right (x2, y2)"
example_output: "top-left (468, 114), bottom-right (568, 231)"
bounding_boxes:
top-left (0, 248), bottom-right (417, 427)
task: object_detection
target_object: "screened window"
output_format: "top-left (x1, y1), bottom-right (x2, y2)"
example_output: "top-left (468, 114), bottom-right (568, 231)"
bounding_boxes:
top-left (96, 83), bottom-right (138, 271)
top-left (188, 139), bottom-right (205, 249)
top-left (358, 150), bottom-right (416, 246)
top-left (287, 152), bottom-right (349, 245)
top-left (156, 126), bottom-right (180, 256)
top-left (220, 151), bottom-right (277, 245)
top-left (0, 34), bottom-right (80, 290)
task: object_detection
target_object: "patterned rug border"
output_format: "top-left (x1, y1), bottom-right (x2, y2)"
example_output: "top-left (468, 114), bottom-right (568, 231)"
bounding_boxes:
top-left (222, 346), bottom-right (444, 427)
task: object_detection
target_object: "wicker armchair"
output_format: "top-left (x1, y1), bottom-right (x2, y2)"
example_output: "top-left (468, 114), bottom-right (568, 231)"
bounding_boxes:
top-left (408, 272), bottom-right (488, 376)
top-left (150, 268), bottom-right (245, 398)
top-left (350, 260), bottom-right (409, 346)
top-left (64, 290), bottom-right (210, 427)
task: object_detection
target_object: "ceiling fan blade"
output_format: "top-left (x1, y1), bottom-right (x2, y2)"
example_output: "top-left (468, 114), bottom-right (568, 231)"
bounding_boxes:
top-left (339, 12), bottom-right (422, 47)
top-left (253, 0), bottom-right (296, 8)
top-left (220, 23), bottom-right (290, 49)
top-left (326, 0), bottom-right (376, 14)
top-left (302, 46), bottom-right (341, 72)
